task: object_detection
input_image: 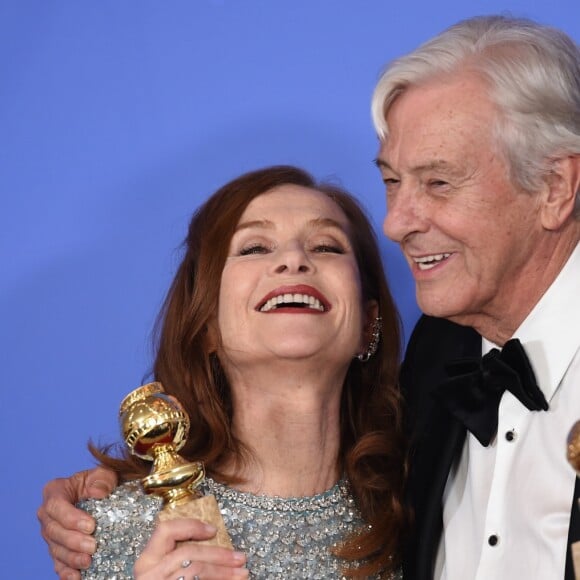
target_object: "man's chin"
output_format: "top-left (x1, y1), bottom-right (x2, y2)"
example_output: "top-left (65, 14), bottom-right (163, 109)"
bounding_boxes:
top-left (416, 293), bottom-right (467, 322)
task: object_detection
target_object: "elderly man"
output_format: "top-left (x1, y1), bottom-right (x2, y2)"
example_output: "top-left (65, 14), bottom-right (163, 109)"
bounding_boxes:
top-left (39, 14), bottom-right (579, 580)
top-left (371, 15), bottom-right (580, 580)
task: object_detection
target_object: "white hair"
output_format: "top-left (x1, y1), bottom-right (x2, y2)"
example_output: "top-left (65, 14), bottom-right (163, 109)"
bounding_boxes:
top-left (371, 15), bottom-right (580, 211)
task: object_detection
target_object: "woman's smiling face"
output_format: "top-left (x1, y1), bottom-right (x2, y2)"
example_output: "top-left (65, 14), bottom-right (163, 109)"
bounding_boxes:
top-left (216, 185), bottom-right (373, 369)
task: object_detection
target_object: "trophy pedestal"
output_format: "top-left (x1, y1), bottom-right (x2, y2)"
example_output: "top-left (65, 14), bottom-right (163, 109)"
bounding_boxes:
top-left (158, 495), bottom-right (232, 548)
top-left (572, 540), bottom-right (580, 580)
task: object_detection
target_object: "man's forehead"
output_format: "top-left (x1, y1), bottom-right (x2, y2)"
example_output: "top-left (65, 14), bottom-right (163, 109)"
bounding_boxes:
top-left (376, 93), bottom-right (496, 173)
top-left (385, 73), bottom-right (495, 129)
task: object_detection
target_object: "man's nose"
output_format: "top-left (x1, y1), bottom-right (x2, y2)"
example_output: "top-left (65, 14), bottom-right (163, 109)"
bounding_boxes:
top-left (383, 186), bottom-right (427, 242)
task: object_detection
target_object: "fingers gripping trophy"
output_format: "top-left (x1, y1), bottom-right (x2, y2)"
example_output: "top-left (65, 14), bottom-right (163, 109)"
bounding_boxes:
top-left (79, 382), bottom-right (232, 579)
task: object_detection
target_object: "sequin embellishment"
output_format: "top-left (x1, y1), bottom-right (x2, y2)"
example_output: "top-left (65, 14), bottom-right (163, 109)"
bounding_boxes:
top-left (79, 478), bottom-right (399, 579)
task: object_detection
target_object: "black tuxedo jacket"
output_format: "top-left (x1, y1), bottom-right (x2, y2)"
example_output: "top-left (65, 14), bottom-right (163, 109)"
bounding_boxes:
top-left (400, 315), bottom-right (580, 580)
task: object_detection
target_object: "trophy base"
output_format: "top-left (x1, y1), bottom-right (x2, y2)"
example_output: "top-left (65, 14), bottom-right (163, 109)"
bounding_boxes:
top-left (158, 494), bottom-right (233, 549)
top-left (572, 539), bottom-right (580, 580)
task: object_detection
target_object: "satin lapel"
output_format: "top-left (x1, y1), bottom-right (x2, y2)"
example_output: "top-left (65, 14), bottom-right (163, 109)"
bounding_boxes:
top-left (402, 316), bottom-right (480, 580)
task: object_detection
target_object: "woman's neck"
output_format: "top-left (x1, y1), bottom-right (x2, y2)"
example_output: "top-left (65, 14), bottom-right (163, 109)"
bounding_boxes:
top-left (221, 362), bottom-right (346, 497)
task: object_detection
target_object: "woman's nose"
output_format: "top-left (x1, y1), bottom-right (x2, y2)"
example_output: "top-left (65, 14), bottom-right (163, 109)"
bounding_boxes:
top-left (274, 262), bottom-right (310, 274)
top-left (272, 244), bottom-right (313, 274)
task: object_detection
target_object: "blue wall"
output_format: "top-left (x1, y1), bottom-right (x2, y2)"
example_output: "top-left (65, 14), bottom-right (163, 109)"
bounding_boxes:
top-left (0, 1), bottom-right (577, 575)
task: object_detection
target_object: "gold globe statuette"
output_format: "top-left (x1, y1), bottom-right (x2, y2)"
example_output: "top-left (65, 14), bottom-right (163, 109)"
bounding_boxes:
top-left (568, 421), bottom-right (580, 476)
top-left (120, 382), bottom-right (232, 548)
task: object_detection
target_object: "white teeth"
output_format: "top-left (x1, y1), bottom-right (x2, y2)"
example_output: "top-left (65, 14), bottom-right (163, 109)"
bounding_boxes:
top-left (259, 293), bottom-right (325, 312)
top-left (414, 253), bottom-right (451, 270)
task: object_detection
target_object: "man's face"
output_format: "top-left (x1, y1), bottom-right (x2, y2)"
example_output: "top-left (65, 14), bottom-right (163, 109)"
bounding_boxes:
top-left (376, 73), bottom-right (546, 330)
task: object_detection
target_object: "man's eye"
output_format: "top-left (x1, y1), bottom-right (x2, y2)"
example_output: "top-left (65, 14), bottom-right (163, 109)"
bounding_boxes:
top-left (239, 244), bottom-right (270, 256)
top-left (383, 178), bottom-right (401, 193)
top-left (429, 179), bottom-right (449, 187)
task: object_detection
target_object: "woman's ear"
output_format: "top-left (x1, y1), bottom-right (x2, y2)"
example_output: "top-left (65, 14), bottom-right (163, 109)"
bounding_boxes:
top-left (540, 155), bottom-right (580, 230)
top-left (204, 315), bottom-right (220, 354)
top-left (360, 299), bottom-right (379, 350)
top-left (365, 299), bottom-right (379, 325)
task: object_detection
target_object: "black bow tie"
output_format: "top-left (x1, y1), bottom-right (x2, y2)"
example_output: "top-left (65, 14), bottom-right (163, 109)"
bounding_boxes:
top-left (433, 338), bottom-right (549, 446)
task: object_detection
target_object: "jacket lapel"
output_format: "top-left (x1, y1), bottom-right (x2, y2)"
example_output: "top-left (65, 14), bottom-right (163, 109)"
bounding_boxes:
top-left (401, 316), bottom-right (480, 580)
top-left (409, 405), bottom-right (466, 579)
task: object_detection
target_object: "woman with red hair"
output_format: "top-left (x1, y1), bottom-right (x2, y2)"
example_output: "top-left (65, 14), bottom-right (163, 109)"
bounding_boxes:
top-left (39, 165), bottom-right (407, 579)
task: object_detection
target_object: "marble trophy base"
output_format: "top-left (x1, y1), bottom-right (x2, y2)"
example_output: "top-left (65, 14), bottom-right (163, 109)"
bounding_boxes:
top-left (159, 494), bottom-right (233, 548)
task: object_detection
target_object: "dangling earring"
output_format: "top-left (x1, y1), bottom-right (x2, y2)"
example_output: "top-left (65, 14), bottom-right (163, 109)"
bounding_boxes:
top-left (357, 316), bottom-right (382, 362)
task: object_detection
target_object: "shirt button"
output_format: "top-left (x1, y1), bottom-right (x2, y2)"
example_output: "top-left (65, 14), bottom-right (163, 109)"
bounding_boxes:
top-left (488, 534), bottom-right (499, 546)
top-left (505, 430), bottom-right (516, 442)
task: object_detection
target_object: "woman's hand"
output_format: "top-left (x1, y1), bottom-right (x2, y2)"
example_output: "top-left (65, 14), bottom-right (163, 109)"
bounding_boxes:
top-left (37, 466), bottom-right (117, 579)
top-left (134, 518), bottom-right (249, 579)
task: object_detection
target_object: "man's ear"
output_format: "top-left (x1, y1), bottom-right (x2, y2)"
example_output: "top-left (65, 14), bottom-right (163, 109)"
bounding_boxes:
top-left (541, 155), bottom-right (580, 230)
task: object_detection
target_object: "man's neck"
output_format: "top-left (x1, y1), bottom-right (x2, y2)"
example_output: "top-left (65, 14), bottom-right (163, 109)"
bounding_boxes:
top-left (452, 235), bottom-right (579, 345)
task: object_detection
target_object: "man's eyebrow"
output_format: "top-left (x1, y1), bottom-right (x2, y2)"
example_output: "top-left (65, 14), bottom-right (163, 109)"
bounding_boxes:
top-left (373, 158), bottom-right (391, 170)
top-left (414, 160), bottom-right (458, 173)
top-left (374, 158), bottom-right (461, 175)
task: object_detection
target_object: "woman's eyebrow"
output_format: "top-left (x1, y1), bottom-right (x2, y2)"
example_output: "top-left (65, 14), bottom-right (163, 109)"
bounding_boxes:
top-left (308, 217), bottom-right (349, 232)
top-left (234, 219), bottom-right (275, 233)
top-left (235, 217), bottom-right (347, 233)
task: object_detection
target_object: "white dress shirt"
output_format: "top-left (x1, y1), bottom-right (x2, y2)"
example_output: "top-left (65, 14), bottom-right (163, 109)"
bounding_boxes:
top-left (436, 242), bottom-right (580, 580)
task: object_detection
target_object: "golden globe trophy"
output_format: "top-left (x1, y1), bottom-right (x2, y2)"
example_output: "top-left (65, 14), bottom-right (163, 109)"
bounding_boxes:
top-left (120, 381), bottom-right (232, 548)
top-left (79, 382), bottom-right (231, 579)
top-left (567, 420), bottom-right (580, 580)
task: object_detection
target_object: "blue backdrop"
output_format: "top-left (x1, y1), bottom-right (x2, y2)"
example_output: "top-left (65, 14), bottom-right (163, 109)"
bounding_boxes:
top-left (1, 1), bottom-right (577, 575)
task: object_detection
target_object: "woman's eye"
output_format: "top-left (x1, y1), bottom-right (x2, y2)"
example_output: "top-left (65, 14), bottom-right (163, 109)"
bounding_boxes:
top-left (313, 243), bottom-right (344, 254)
top-left (239, 244), bottom-right (270, 256)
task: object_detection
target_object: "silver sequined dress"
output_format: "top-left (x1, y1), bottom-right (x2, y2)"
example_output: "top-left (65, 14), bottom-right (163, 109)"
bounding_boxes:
top-left (78, 478), bottom-right (401, 579)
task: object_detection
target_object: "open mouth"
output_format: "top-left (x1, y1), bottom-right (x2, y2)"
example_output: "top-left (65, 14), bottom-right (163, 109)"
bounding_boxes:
top-left (413, 253), bottom-right (451, 271)
top-left (259, 293), bottom-right (327, 312)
